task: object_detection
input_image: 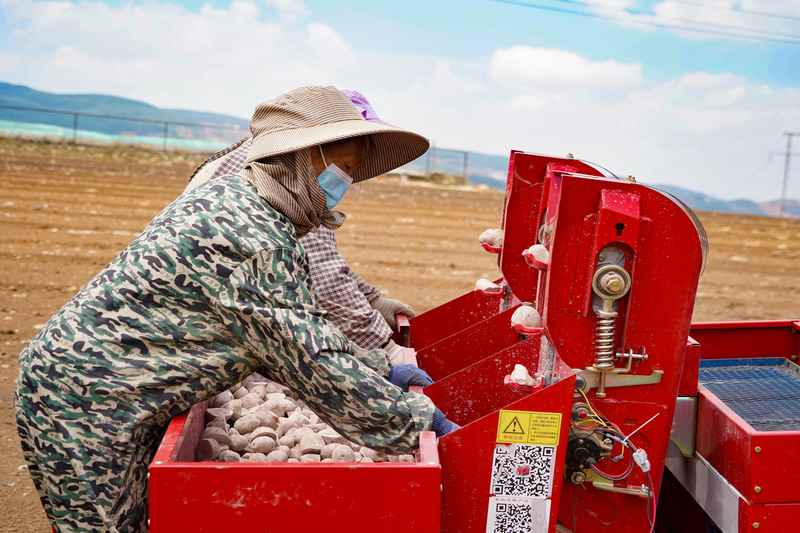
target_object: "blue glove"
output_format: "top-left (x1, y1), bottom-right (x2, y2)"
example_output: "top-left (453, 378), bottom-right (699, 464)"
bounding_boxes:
top-left (388, 364), bottom-right (433, 391)
top-left (432, 408), bottom-right (460, 437)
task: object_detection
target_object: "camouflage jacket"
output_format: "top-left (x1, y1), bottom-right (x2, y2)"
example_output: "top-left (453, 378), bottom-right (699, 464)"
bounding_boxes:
top-left (16, 175), bottom-right (434, 530)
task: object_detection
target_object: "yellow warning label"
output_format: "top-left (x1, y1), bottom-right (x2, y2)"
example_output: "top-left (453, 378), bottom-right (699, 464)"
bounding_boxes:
top-left (496, 410), bottom-right (562, 445)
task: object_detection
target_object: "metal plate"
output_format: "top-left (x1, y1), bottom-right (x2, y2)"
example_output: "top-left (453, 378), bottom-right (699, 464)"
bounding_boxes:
top-left (699, 357), bottom-right (800, 431)
top-left (665, 441), bottom-right (741, 533)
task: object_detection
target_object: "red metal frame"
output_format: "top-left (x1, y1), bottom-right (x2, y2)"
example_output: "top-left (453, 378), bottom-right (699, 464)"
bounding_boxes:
top-left (685, 320), bottom-right (800, 532)
top-left (149, 402), bottom-right (442, 532)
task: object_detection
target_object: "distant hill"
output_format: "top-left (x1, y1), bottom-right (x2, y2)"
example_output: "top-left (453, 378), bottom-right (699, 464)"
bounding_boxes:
top-left (649, 184), bottom-right (768, 216)
top-left (2, 81), bottom-right (797, 218)
top-left (0, 81), bottom-right (247, 141)
top-left (760, 199), bottom-right (800, 218)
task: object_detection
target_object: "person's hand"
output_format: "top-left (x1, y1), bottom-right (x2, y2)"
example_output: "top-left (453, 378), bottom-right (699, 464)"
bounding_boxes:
top-left (388, 364), bottom-right (432, 391)
top-left (371, 296), bottom-right (415, 329)
top-left (386, 341), bottom-right (418, 367)
top-left (432, 408), bottom-right (460, 437)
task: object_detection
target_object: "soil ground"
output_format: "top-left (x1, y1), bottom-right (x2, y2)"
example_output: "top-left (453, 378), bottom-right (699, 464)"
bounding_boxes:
top-left (1, 137), bottom-right (798, 531)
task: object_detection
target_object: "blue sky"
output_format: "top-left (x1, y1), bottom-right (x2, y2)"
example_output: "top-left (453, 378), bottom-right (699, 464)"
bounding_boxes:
top-left (1, 0), bottom-right (799, 200)
top-left (149, 0), bottom-right (800, 86)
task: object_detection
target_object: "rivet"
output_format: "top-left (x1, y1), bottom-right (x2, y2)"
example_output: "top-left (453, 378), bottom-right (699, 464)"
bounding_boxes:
top-left (752, 522), bottom-right (760, 529)
top-left (754, 446), bottom-right (762, 453)
top-left (754, 485), bottom-right (762, 493)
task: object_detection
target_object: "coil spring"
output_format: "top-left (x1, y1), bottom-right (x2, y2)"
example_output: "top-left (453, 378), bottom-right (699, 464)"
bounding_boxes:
top-left (594, 315), bottom-right (616, 369)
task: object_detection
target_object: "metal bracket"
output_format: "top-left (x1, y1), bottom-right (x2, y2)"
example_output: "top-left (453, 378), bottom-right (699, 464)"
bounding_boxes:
top-left (576, 367), bottom-right (663, 393)
top-left (583, 469), bottom-right (651, 499)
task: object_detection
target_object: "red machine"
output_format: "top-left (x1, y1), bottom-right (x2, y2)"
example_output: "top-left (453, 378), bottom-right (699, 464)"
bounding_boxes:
top-left (149, 150), bottom-right (799, 532)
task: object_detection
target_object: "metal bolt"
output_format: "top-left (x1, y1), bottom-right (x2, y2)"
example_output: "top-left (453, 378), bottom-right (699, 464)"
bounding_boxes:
top-left (570, 471), bottom-right (586, 484)
top-left (601, 273), bottom-right (626, 295)
top-left (754, 486), bottom-right (762, 494)
top-left (752, 522), bottom-right (760, 529)
top-left (754, 446), bottom-right (762, 454)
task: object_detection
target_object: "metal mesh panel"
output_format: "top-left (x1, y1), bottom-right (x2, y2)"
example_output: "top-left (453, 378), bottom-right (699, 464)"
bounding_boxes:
top-left (699, 358), bottom-right (800, 432)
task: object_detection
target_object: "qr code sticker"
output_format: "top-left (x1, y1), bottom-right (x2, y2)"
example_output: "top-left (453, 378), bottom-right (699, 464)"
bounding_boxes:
top-left (490, 444), bottom-right (556, 498)
top-left (486, 496), bottom-right (550, 533)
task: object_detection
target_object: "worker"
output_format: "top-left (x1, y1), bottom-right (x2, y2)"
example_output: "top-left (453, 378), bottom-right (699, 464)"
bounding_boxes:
top-left (15, 86), bottom-right (458, 533)
top-left (186, 91), bottom-right (418, 368)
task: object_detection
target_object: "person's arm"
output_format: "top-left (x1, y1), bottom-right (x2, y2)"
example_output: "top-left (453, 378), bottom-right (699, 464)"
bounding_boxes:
top-left (302, 227), bottom-right (393, 352)
top-left (216, 246), bottom-right (435, 451)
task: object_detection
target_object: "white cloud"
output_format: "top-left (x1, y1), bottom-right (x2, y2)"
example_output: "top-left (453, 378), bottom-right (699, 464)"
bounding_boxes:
top-left (0, 0), bottom-right (797, 201)
top-left (490, 46), bottom-right (643, 90)
top-left (265, 0), bottom-right (309, 20)
top-left (306, 22), bottom-right (355, 67)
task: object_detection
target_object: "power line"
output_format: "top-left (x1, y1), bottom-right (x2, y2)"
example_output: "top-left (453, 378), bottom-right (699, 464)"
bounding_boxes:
top-left (669, 0), bottom-right (800, 24)
top-left (490, 0), bottom-right (800, 45)
top-left (549, 0), bottom-right (800, 41)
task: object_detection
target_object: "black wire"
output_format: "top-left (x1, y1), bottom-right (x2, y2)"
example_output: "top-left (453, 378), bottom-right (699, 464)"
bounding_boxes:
top-left (489, 0), bottom-right (800, 45)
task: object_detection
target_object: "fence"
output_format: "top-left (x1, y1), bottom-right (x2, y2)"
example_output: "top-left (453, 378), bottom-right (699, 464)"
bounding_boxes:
top-left (0, 104), bottom-right (247, 152)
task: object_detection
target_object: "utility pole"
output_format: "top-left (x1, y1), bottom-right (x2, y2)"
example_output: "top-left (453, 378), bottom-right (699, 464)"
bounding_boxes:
top-left (781, 131), bottom-right (800, 217)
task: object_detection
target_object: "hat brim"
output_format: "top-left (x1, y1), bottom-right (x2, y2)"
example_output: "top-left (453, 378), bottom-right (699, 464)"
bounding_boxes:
top-left (245, 119), bottom-right (429, 183)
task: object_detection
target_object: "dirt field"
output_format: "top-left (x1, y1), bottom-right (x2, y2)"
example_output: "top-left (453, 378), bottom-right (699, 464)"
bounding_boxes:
top-left (1, 137), bottom-right (798, 531)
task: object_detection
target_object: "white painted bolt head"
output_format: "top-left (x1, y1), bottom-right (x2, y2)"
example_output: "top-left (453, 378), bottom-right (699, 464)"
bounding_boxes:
top-left (511, 305), bottom-right (542, 329)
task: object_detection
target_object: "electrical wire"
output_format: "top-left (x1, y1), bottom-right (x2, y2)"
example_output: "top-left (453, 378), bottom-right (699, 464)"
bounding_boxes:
top-left (547, 0), bottom-right (800, 41)
top-left (669, 0), bottom-right (800, 24)
top-left (576, 388), bottom-right (609, 427)
top-left (489, 0), bottom-right (800, 45)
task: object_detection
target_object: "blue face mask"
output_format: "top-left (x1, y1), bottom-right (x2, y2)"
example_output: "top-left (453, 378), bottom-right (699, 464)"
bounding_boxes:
top-left (317, 146), bottom-right (353, 209)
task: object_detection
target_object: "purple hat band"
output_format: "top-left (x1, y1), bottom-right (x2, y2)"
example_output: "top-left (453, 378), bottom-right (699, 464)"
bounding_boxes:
top-left (342, 89), bottom-right (382, 122)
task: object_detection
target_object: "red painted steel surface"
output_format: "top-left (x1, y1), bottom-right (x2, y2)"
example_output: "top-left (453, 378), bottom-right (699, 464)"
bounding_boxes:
top-left (409, 289), bottom-right (505, 351)
top-left (149, 402), bottom-right (442, 533)
top-left (697, 385), bottom-right (800, 505)
top-left (689, 321), bottom-right (800, 360)
top-left (531, 166), bottom-right (702, 531)
top-left (499, 152), bottom-right (603, 304)
top-left (415, 305), bottom-right (522, 381)
top-left (438, 361), bottom-right (575, 533)
top-left (739, 500), bottom-right (800, 532)
top-left (678, 337), bottom-right (701, 397)
top-left (425, 334), bottom-right (543, 426)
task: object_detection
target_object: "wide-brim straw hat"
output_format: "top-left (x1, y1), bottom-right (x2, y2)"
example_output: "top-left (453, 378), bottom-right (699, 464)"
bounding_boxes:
top-left (245, 86), bottom-right (429, 183)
